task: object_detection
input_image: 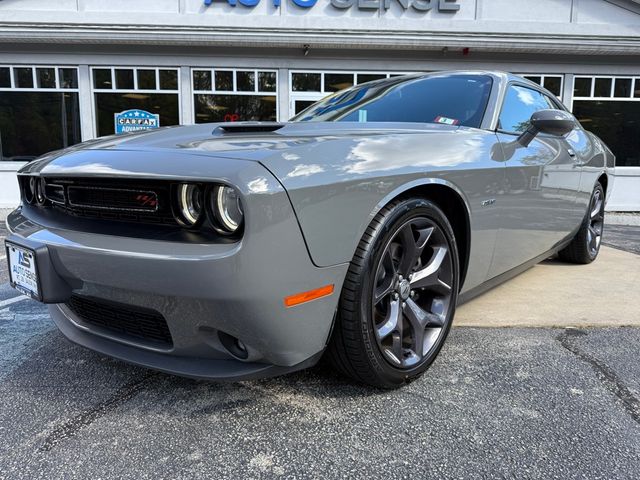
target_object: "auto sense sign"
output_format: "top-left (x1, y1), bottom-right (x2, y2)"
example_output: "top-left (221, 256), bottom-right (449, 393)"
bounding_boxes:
top-left (114, 109), bottom-right (160, 135)
top-left (203, 0), bottom-right (460, 13)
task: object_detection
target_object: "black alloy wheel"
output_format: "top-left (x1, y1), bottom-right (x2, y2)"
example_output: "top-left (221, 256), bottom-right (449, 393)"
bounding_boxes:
top-left (559, 182), bottom-right (605, 264)
top-left (371, 216), bottom-right (454, 369)
top-left (327, 198), bottom-right (459, 388)
top-left (586, 187), bottom-right (604, 258)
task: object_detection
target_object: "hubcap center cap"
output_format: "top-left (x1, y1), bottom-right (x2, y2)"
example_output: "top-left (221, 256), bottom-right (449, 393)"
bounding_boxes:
top-left (398, 279), bottom-right (411, 300)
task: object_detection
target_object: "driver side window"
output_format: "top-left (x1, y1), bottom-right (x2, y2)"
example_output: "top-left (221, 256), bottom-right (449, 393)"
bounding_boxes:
top-left (499, 85), bottom-right (556, 133)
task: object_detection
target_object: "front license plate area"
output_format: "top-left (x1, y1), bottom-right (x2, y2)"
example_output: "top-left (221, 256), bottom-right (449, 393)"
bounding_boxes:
top-left (6, 242), bottom-right (41, 301)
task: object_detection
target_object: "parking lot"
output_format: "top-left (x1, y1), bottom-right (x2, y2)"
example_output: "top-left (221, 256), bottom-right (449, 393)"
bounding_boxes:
top-left (1, 221), bottom-right (639, 479)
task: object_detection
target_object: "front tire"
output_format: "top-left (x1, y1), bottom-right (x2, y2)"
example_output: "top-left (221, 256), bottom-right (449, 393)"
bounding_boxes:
top-left (327, 198), bottom-right (459, 388)
top-left (559, 183), bottom-right (605, 264)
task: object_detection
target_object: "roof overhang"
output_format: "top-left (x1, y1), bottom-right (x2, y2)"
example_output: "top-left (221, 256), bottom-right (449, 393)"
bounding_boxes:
top-left (1, 24), bottom-right (640, 56)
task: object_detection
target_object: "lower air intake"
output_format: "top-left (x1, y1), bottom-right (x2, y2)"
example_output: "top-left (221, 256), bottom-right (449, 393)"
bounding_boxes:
top-left (65, 295), bottom-right (173, 348)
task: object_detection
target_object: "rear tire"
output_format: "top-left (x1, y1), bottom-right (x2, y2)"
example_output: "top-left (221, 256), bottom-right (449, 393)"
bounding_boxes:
top-left (558, 183), bottom-right (605, 264)
top-left (327, 198), bottom-right (459, 389)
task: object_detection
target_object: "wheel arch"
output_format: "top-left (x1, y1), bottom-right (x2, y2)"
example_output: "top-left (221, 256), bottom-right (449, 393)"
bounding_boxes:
top-left (597, 172), bottom-right (608, 196)
top-left (371, 179), bottom-right (472, 292)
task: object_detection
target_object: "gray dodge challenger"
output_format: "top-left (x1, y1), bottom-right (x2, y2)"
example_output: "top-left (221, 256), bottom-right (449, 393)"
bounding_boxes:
top-left (5, 71), bottom-right (614, 388)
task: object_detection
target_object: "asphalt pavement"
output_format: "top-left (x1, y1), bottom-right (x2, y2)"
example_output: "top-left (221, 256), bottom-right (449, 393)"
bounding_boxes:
top-left (1, 223), bottom-right (639, 479)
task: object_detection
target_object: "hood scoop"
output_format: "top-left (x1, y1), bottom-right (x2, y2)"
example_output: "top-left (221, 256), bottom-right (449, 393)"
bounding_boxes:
top-left (213, 122), bottom-right (285, 134)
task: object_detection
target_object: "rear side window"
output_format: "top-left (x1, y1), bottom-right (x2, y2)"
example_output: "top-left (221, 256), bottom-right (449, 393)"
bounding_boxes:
top-left (292, 74), bottom-right (493, 129)
top-left (499, 85), bottom-right (556, 133)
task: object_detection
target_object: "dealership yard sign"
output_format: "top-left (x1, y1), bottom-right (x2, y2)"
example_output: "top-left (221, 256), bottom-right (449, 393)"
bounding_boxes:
top-left (204, 0), bottom-right (460, 12)
top-left (114, 109), bottom-right (160, 134)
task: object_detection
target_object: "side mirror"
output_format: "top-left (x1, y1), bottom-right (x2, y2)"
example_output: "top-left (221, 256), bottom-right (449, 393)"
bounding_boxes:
top-left (518, 109), bottom-right (575, 147)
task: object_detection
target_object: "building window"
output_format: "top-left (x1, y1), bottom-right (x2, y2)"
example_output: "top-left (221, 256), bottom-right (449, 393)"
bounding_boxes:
top-left (289, 71), bottom-right (412, 116)
top-left (519, 74), bottom-right (564, 99)
top-left (572, 76), bottom-right (640, 167)
top-left (91, 67), bottom-right (180, 137)
top-left (0, 65), bottom-right (81, 161)
top-left (192, 69), bottom-right (277, 123)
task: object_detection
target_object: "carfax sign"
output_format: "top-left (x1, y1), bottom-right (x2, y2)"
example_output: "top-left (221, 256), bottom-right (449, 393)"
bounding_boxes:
top-left (114, 109), bottom-right (160, 135)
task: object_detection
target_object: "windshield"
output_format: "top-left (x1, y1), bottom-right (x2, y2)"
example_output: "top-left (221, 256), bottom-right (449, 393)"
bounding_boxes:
top-left (291, 73), bottom-right (493, 129)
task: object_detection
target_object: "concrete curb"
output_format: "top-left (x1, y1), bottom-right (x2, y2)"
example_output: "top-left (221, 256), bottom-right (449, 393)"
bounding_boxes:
top-left (455, 246), bottom-right (640, 328)
top-left (606, 212), bottom-right (640, 226)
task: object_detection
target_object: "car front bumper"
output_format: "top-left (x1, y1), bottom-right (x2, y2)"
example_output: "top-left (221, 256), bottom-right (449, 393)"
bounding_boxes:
top-left (5, 181), bottom-right (348, 380)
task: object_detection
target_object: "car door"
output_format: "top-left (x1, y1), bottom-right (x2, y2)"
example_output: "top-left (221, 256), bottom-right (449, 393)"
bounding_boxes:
top-left (488, 84), bottom-right (583, 278)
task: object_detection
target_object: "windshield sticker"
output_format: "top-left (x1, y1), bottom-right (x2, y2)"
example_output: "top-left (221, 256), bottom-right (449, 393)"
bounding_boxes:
top-left (434, 116), bottom-right (459, 126)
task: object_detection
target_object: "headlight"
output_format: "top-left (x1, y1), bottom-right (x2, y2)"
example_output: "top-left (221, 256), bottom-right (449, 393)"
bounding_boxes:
top-left (174, 183), bottom-right (204, 227)
top-left (209, 185), bottom-right (243, 235)
top-left (24, 177), bottom-right (36, 204)
top-left (35, 178), bottom-right (46, 205)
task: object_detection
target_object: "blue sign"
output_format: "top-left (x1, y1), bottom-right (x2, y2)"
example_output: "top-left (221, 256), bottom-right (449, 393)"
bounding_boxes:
top-left (203, 0), bottom-right (460, 12)
top-left (114, 109), bottom-right (160, 135)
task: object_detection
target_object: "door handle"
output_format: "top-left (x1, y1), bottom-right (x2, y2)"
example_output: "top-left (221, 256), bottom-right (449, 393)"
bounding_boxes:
top-left (567, 148), bottom-right (576, 158)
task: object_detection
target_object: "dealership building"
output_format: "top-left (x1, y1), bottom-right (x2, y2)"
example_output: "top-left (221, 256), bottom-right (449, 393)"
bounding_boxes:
top-left (1, 0), bottom-right (639, 210)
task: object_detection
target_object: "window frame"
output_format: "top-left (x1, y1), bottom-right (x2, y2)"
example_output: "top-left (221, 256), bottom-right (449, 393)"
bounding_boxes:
top-left (90, 66), bottom-right (180, 94)
top-left (0, 65), bottom-right (79, 92)
top-left (191, 67), bottom-right (278, 123)
top-left (517, 74), bottom-right (565, 100)
top-left (89, 66), bottom-right (182, 135)
top-left (572, 75), bottom-right (640, 104)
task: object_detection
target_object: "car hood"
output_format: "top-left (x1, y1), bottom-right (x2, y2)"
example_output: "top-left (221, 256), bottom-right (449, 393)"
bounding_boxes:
top-left (19, 121), bottom-right (462, 180)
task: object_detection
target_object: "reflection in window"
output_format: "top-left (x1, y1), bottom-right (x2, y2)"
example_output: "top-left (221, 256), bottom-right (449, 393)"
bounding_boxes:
top-left (594, 78), bottom-right (612, 98)
top-left (1, 66), bottom-right (81, 161)
top-left (294, 74), bottom-right (492, 129)
top-left (499, 85), bottom-right (555, 133)
top-left (194, 95), bottom-right (277, 123)
top-left (59, 68), bottom-right (78, 89)
top-left (324, 73), bottom-right (354, 92)
top-left (236, 71), bottom-right (255, 92)
top-left (357, 74), bottom-right (386, 85)
top-left (215, 71), bottom-right (233, 91)
top-left (543, 77), bottom-right (562, 97)
top-left (93, 69), bottom-right (112, 89)
top-left (294, 100), bottom-right (316, 115)
top-left (92, 67), bottom-right (179, 136)
top-left (521, 75), bottom-right (563, 98)
top-left (0, 92), bottom-right (81, 161)
top-left (574, 78), bottom-right (592, 97)
top-left (36, 68), bottom-right (56, 89)
top-left (115, 69), bottom-right (134, 90)
top-left (258, 71), bottom-right (277, 92)
top-left (159, 70), bottom-right (178, 90)
top-left (573, 101), bottom-right (640, 167)
top-left (292, 73), bottom-right (321, 92)
top-left (15, 68), bottom-right (34, 88)
top-left (614, 78), bottom-right (632, 98)
top-left (0, 68), bottom-right (10, 88)
top-left (137, 69), bottom-right (156, 90)
top-left (193, 70), bottom-right (212, 91)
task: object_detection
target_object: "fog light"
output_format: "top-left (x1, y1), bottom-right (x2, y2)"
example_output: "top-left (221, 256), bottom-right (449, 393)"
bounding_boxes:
top-left (218, 331), bottom-right (249, 360)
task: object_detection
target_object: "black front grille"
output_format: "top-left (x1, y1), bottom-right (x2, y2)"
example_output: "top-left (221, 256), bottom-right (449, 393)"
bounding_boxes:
top-left (68, 186), bottom-right (159, 212)
top-left (40, 178), bottom-right (178, 227)
top-left (66, 295), bottom-right (173, 348)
